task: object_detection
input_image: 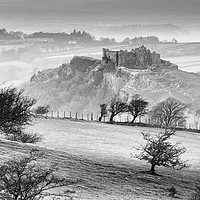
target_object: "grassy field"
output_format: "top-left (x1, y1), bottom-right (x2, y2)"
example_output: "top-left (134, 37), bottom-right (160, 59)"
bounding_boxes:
top-left (1, 118), bottom-right (198, 199)
top-left (28, 118), bottom-right (200, 168)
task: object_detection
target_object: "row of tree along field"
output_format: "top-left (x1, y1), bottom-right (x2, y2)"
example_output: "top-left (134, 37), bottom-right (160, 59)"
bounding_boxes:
top-left (0, 87), bottom-right (199, 199)
top-left (99, 96), bottom-right (186, 128)
top-left (36, 96), bottom-right (200, 130)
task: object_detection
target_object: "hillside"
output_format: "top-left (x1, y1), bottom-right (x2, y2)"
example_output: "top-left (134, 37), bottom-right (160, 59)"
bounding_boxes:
top-left (1, 118), bottom-right (200, 199)
top-left (24, 46), bottom-right (200, 119)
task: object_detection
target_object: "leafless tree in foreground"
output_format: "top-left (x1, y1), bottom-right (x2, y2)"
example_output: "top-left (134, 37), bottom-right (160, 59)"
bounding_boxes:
top-left (0, 149), bottom-right (77, 200)
top-left (151, 98), bottom-right (187, 129)
top-left (0, 87), bottom-right (41, 143)
top-left (135, 129), bottom-right (187, 175)
top-left (0, 87), bottom-right (36, 130)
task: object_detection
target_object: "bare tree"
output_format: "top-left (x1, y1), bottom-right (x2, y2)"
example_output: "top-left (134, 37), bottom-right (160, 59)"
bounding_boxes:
top-left (108, 98), bottom-right (127, 122)
top-left (99, 103), bottom-right (107, 122)
top-left (135, 129), bottom-right (187, 175)
top-left (0, 149), bottom-right (77, 200)
top-left (0, 87), bottom-right (36, 131)
top-left (0, 87), bottom-right (40, 143)
top-left (128, 97), bottom-right (148, 123)
top-left (151, 98), bottom-right (187, 128)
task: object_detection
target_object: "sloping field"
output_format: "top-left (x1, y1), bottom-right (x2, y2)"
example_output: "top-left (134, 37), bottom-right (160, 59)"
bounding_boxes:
top-left (29, 118), bottom-right (200, 168)
top-left (25, 119), bottom-right (200, 199)
top-left (1, 118), bottom-right (200, 199)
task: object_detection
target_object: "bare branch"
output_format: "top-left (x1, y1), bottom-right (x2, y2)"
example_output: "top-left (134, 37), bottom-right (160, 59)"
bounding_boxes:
top-left (135, 130), bottom-right (187, 175)
top-left (0, 150), bottom-right (78, 200)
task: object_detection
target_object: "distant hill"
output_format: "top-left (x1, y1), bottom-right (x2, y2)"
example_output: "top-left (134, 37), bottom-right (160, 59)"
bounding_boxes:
top-left (93, 24), bottom-right (186, 41)
top-left (0, 27), bottom-right (162, 44)
top-left (0, 28), bottom-right (94, 42)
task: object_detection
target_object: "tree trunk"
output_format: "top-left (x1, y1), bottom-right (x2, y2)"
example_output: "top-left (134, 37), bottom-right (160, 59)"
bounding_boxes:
top-left (14, 195), bottom-right (19, 200)
top-left (131, 115), bottom-right (137, 123)
top-left (109, 114), bottom-right (115, 122)
top-left (150, 164), bottom-right (156, 175)
top-left (99, 116), bottom-right (102, 122)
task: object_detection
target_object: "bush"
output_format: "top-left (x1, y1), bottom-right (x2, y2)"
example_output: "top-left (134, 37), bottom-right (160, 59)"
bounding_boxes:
top-left (0, 87), bottom-right (39, 143)
top-left (0, 149), bottom-right (77, 200)
top-left (168, 186), bottom-right (178, 197)
top-left (34, 105), bottom-right (50, 115)
top-left (0, 87), bottom-right (36, 132)
top-left (5, 131), bottom-right (42, 144)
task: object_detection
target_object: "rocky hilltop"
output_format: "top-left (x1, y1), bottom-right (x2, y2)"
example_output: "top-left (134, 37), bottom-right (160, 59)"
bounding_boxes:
top-left (27, 46), bottom-right (200, 115)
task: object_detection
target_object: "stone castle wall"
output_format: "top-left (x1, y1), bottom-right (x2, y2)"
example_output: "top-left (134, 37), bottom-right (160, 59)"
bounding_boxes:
top-left (102, 46), bottom-right (162, 69)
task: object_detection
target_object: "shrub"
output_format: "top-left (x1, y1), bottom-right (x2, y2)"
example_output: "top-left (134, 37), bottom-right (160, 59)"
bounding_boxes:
top-left (0, 149), bottom-right (77, 200)
top-left (0, 87), bottom-right (39, 143)
top-left (34, 105), bottom-right (50, 115)
top-left (0, 87), bottom-right (36, 132)
top-left (168, 186), bottom-right (178, 197)
top-left (5, 130), bottom-right (42, 144)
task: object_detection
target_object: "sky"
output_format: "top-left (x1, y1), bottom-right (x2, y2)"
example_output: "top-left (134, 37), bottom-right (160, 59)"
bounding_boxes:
top-left (0, 0), bottom-right (200, 39)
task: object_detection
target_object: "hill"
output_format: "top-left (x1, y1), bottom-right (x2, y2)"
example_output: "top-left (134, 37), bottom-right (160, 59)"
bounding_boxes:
top-left (94, 24), bottom-right (185, 41)
top-left (1, 118), bottom-right (200, 199)
top-left (24, 46), bottom-right (200, 121)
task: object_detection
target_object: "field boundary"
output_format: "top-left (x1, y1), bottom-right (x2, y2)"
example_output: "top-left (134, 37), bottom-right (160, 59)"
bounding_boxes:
top-left (36, 111), bottom-right (200, 133)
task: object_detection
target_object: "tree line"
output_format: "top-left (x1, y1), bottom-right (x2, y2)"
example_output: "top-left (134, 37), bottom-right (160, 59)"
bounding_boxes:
top-left (0, 28), bottom-right (161, 45)
top-left (99, 95), bottom-right (187, 129)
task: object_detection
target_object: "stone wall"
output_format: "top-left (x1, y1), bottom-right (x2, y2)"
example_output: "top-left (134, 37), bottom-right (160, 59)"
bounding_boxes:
top-left (102, 46), bottom-right (162, 69)
top-left (102, 48), bottom-right (118, 66)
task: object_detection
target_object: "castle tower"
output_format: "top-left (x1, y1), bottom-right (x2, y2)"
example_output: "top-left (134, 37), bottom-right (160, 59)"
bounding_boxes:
top-left (102, 48), bottom-right (108, 65)
top-left (102, 48), bottom-right (107, 59)
top-left (116, 51), bottom-right (119, 66)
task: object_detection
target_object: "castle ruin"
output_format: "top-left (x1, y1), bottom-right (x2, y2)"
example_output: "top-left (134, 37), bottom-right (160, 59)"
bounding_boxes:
top-left (101, 46), bottom-right (176, 71)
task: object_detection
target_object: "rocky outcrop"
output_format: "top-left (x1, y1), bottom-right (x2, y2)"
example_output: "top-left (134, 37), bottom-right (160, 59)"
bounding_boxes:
top-left (30, 56), bottom-right (102, 84)
top-left (30, 68), bottom-right (59, 82)
top-left (70, 56), bottom-right (101, 72)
